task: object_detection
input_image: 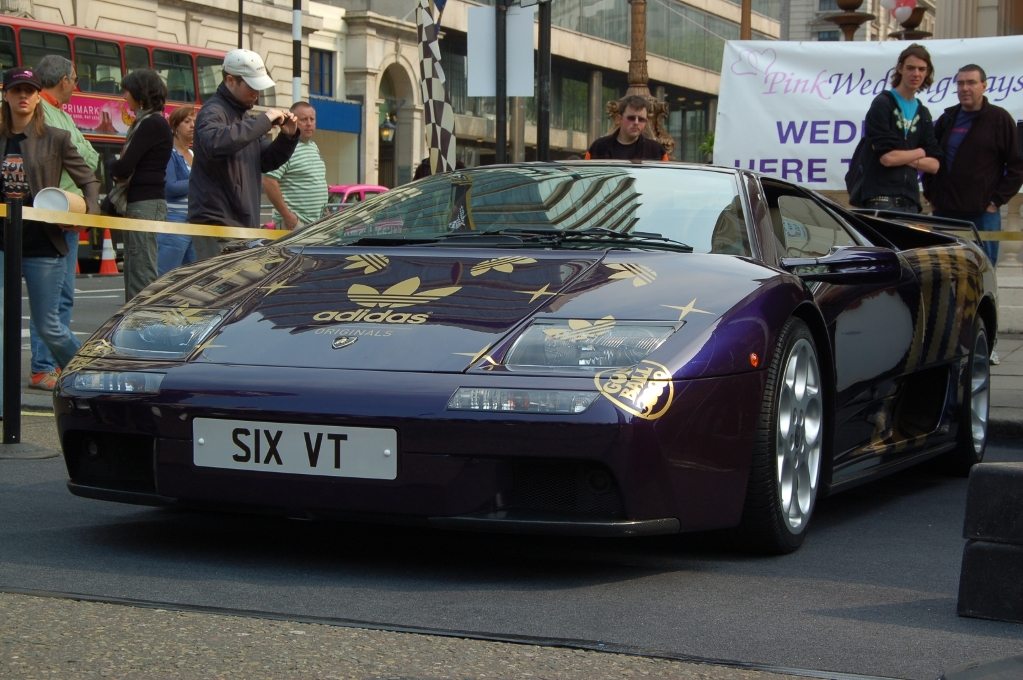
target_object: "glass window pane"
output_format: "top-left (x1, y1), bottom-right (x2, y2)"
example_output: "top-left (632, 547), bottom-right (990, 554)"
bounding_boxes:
top-left (310, 48), bottom-right (333, 98)
top-left (125, 45), bottom-right (150, 72)
top-left (197, 56), bottom-right (220, 102)
top-left (0, 26), bottom-right (16, 71)
top-left (74, 37), bottom-right (122, 94)
top-left (153, 49), bottom-right (195, 102)
top-left (20, 30), bottom-right (70, 68)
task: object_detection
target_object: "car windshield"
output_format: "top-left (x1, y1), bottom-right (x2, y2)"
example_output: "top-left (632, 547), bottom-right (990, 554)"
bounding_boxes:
top-left (287, 164), bottom-right (749, 255)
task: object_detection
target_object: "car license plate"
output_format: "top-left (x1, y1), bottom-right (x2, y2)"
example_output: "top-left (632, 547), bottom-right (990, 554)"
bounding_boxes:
top-left (193, 418), bottom-right (397, 480)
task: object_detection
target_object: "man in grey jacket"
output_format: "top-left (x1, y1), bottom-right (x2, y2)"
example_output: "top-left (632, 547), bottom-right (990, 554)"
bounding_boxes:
top-left (188, 49), bottom-right (299, 232)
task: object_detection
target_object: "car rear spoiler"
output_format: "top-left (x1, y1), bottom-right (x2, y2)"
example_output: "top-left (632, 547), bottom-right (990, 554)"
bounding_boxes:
top-left (850, 208), bottom-right (983, 248)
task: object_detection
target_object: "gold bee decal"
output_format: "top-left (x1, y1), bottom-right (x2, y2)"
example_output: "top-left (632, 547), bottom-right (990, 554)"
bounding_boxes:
top-left (544, 316), bottom-right (616, 342)
top-left (470, 256), bottom-right (537, 277)
top-left (594, 359), bottom-right (674, 420)
top-left (348, 277), bottom-right (461, 309)
top-left (607, 263), bottom-right (657, 287)
top-left (345, 253), bottom-right (390, 274)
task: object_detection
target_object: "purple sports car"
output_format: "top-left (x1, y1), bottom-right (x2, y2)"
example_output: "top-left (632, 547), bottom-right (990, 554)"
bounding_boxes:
top-left (56, 163), bottom-right (997, 553)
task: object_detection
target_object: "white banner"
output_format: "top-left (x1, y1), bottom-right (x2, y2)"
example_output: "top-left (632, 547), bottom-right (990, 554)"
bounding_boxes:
top-left (715, 37), bottom-right (1023, 190)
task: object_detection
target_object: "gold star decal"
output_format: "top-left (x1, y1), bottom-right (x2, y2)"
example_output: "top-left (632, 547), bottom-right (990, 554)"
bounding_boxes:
top-left (517, 283), bottom-right (559, 303)
top-left (454, 345), bottom-right (496, 365)
top-left (663, 298), bottom-right (712, 322)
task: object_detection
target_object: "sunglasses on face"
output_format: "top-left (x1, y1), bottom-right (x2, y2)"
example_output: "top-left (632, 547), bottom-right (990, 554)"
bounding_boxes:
top-left (625, 114), bottom-right (647, 123)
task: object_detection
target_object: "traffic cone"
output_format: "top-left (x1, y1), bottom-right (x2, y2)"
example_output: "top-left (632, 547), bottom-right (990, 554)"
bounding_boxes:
top-left (98, 229), bottom-right (118, 275)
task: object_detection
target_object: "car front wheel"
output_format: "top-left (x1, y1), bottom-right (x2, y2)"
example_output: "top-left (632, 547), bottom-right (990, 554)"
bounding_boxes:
top-left (738, 317), bottom-right (824, 554)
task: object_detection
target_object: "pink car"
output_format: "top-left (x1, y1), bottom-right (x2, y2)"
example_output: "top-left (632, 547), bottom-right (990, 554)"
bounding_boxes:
top-left (322, 184), bottom-right (389, 216)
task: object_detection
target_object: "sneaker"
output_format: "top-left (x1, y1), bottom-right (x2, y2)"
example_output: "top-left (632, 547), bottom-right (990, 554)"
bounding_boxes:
top-left (989, 350), bottom-right (1000, 366)
top-left (29, 370), bottom-right (59, 391)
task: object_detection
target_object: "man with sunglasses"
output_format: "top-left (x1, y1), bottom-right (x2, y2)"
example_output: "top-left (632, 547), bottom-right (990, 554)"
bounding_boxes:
top-left (584, 95), bottom-right (668, 161)
top-left (189, 49), bottom-right (299, 230)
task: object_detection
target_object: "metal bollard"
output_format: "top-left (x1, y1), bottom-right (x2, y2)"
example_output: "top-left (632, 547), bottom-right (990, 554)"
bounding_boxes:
top-left (2, 198), bottom-right (23, 443)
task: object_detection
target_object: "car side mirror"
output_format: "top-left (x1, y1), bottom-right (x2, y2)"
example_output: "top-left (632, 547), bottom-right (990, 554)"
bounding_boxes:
top-left (780, 246), bottom-right (902, 284)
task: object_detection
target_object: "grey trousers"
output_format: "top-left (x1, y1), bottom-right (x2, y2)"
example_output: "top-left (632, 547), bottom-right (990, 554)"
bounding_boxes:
top-left (124, 199), bottom-right (166, 301)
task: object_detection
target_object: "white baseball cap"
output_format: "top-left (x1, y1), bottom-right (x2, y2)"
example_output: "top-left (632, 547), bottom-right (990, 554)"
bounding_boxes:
top-left (223, 49), bottom-right (275, 91)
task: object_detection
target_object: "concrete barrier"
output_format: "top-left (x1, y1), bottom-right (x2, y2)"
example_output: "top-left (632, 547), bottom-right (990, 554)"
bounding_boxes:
top-left (957, 462), bottom-right (1023, 624)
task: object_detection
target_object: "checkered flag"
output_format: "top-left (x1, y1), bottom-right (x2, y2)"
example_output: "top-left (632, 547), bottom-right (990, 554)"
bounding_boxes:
top-left (417, 0), bottom-right (456, 175)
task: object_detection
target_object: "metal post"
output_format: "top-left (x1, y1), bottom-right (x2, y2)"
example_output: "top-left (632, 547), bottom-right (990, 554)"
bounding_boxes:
top-left (495, 0), bottom-right (508, 164)
top-left (293, 0), bottom-right (302, 103)
top-left (537, 0), bottom-right (551, 161)
top-left (237, 0), bottom-right (243, 48)
top-left (3, 199), bottom-right (23, 443)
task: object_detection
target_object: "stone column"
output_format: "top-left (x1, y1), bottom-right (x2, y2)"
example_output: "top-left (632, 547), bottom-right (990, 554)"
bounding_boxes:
top-left (936, 0), bottom-right (978, 37)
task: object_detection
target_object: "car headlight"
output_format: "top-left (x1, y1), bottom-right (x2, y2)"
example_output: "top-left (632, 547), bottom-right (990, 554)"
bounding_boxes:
top-left (448, 388), bottom-right (599, 414)
top-left (503, 319), bottom-right (674, 372)
top-left (70, 370), bottom-right (165, 393)
top-left (106, 308), bottom-right (227, 359)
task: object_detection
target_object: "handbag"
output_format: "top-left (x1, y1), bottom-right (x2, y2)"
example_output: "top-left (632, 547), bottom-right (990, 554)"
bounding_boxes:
top-left (101, 178), bottom-right (130, 216)
top-left (844, 137), bottom-right (871, 208)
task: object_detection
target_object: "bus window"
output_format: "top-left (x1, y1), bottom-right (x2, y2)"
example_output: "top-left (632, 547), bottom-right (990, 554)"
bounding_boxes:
top-left (0, 26), bottom-right (15, 71)
top-left (20, 29), bottom-right (70, 68)
top-left (125, 44), bottom-right (149, 72)
top-left (197, 55), bottom-right (221, 102)
top-left (154, 49), bottom-right (194, 102)
top-left (75, 37), bottom-right (122, 94)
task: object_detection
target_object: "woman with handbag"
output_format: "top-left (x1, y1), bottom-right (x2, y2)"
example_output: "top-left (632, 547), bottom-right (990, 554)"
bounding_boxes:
top-left (0, 67), bottom-right (100, 409)
top-left (109, 68), bottom-right (172, 300)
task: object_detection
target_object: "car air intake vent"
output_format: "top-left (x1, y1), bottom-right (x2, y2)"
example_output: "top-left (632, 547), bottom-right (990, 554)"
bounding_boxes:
top-left (502, 461), bottom-right (624, 519)
top-left (64, 431), bottom-right (156, 493)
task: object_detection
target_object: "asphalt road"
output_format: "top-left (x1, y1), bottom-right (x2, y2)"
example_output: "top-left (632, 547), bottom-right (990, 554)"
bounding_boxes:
top-left (1, 405), bottom-right (1020, 680)
top-left (2, 275), bottom-right (1021, 679)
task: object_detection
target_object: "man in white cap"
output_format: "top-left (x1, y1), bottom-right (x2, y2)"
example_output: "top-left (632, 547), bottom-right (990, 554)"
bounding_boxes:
top-left (188, 48), bottom-right (300, 233)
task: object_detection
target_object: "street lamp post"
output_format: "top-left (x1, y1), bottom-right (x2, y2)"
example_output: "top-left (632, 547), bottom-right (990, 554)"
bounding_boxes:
top-left (605, 0), bottom-right (674, 156)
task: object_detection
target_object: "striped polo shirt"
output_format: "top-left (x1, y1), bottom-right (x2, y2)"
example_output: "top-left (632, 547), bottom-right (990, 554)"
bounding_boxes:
top-left (264, 139), bottom-right (328, 227)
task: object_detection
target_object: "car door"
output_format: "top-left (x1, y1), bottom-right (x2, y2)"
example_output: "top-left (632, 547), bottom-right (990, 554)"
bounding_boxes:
top-left (758, 179), bottom-right (929, 481)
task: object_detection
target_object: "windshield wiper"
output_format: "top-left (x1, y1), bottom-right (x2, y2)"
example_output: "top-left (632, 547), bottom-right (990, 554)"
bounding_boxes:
top-left (456, 227), bottom-right (694, 252)
top-left (346, 227), bottom-right (693, 252)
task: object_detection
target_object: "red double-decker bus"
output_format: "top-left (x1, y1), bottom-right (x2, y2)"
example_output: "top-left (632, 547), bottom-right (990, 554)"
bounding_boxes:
top-left (0, 15), bottom-right (226, 269)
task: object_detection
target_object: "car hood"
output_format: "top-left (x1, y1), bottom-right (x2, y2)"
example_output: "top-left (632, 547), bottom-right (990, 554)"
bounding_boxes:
top-left (99, 245), bottom-right (778, 373)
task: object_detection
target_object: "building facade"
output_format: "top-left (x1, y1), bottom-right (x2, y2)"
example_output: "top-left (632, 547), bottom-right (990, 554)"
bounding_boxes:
top-left (782, 0), bottom-right (936, 42)
top-left (3, 0), bottom-right (784, 187)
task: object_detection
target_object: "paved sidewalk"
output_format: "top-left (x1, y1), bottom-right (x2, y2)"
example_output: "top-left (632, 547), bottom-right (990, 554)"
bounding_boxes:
top-left (991, 333), bottom-right (1023, 438)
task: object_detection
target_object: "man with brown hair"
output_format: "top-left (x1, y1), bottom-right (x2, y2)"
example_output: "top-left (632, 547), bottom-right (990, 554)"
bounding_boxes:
top-left (858, 43), bottom-right (942, 214)
top-left (584, 95), bottom-right (668, 161)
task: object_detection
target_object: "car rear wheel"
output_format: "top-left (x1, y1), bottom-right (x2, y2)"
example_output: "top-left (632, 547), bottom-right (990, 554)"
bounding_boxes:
top-left (739, 318), bottom-right (823, 554)
top-left (947, 319), bottom-right (990, 475)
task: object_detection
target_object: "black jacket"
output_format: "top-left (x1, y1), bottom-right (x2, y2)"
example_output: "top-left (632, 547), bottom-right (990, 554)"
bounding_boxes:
top-left (188, 83), bottom-right (299, 227)
top-left (862, 90), bottom-right (942, 210)
top-left (585, 131), bottom-right (667, 161)
top-left (923, 98), bottom-right (1023, 216)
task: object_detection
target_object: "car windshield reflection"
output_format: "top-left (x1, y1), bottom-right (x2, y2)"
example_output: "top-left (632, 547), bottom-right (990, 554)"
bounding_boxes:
top-left (286, 164), bottom-right (749, 255)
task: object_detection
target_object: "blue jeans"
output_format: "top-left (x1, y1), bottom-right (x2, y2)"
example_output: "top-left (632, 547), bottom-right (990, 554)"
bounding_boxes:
top-left (29, 230), bottom-right (78, 373)
top-left (0, 252), bottom-right (83, 410)
top-left (936, 209), bottom-right (1000, 264)
top-left (156, 233), bottom-right (196, 277)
